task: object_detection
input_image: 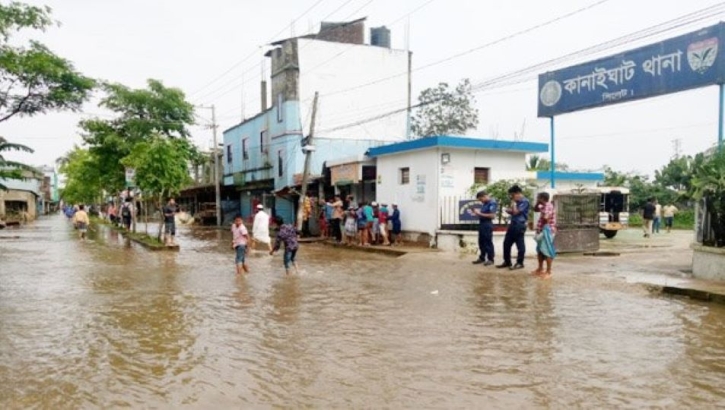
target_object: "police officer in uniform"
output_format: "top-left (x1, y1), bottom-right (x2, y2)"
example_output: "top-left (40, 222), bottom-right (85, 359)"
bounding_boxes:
top-left (472, 190), bottom-right (497, 266)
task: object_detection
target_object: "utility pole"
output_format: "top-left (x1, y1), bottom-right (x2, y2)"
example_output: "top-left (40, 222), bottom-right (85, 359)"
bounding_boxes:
top-left (672, 138), bottom-right (682, 159)
top-left (296, 92), bottom-right (319, 232)
top-left (199, 104), bottom-right (222, 226)
top-left (211, 104), bottom-right (221, 226)
top-left (405, 17), bottom-right (412, 140)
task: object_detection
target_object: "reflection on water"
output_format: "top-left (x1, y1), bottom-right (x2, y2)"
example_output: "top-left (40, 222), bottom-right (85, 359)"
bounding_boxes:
top-left (1, 216), bottom-right (724, 408)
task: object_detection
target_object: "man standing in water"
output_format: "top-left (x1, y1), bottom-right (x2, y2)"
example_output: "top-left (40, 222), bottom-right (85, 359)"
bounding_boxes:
top-left (252, 204), bottom-right (272, 252)
top-left (73, 204), bottom-right (90, 241)
top-left (497, 185), bottom-right (530, 270)
top-left (472, 191), bottom-right (497, 266)
top-left (270, 216), bottom-right (300, 275)
top-left (162, 198), bottom-right (178, 246)
top-left (231, 214), bottom-right (250, 274)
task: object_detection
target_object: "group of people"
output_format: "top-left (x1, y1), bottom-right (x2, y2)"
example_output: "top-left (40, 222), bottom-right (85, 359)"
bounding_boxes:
top-left (472, 185), bottom-right (557, 279)
top-left (321, 196), bottom-right (402, 247)
top-left (231, 205), bottom-right (300, 276)
top-left (641, 198), bottom-right (679, 237)
top-left (105, 198), bottom-right (136, 231)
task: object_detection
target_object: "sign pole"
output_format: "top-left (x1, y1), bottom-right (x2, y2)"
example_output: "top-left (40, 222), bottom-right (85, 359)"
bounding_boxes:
top-left (550, 116), bottom-right (556, 189)
top-left (717, 83), bottom-right (725, 151)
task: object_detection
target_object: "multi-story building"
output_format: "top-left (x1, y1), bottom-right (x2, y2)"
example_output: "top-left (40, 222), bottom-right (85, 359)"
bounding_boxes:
top-left (222, 18), bottom-right (410, 223)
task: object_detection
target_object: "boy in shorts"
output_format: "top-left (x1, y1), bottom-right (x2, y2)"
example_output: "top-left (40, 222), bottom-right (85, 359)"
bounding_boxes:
top-left (231, 215), bottom-right (249, 274)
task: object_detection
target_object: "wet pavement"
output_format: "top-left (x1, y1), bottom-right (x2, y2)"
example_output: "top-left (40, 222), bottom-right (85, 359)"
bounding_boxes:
top-left (1, 216), bottom-right (725, 408)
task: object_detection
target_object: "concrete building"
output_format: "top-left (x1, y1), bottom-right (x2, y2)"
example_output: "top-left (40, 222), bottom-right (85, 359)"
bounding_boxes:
top-left (367, 136), bottom-right (604, 244)
top-left (0, 172), bottom-right (41, 222)
top-left (223, 18), bottom-right (410, 223)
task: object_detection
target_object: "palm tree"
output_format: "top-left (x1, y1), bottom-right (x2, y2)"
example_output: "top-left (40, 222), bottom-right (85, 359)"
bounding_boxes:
top-left (0, 136), bottom-right (35, 190)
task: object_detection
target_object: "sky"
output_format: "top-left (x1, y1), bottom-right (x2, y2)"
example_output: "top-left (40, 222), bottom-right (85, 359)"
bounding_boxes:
top-left (4, 0), bottom-right (725, 178)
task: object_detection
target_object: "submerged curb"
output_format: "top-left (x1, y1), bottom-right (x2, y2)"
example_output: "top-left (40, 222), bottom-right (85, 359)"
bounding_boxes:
top-left (659, 285), bottom-right (725, 305)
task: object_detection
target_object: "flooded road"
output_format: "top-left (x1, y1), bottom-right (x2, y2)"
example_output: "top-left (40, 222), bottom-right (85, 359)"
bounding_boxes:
top-left (1, 216), bottom-right (724, 408)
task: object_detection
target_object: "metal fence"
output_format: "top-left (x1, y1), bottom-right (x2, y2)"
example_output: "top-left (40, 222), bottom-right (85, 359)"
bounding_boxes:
top-left (440, 196), bottom-right (478, 230)
top-left (555, 193), bottom-right (600, 230)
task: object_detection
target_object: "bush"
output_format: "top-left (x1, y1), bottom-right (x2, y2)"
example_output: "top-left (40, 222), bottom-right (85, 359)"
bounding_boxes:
top-left (626, 209), bottom-right (693, 229)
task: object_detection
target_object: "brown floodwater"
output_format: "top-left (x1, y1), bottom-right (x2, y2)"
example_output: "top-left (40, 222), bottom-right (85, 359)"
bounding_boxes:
top-left (1, 216), bottom-right (724, 409)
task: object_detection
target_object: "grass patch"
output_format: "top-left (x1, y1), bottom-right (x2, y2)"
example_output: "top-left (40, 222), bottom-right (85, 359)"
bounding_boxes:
top-left (127, 232), bottom-right (165, 247)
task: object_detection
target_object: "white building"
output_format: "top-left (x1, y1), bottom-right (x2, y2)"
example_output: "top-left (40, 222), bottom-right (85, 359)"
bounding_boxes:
top-left (223, 19), bottom-right (410, 223)
top-left (367, 136), bottom-right (603, 241)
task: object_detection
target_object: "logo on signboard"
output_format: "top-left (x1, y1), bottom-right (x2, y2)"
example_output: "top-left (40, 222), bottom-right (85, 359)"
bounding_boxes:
top-left (687, 37), bottom-right (718, 74)
top-left (539, 80), bottom-right (562, 107)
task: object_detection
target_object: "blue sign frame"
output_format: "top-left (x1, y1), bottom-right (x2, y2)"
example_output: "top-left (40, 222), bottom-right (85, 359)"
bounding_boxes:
top-left (538, 23), bottom-right (725, 117)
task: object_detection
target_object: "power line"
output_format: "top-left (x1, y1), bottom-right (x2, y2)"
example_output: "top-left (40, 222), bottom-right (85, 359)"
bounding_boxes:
top-left (315, 4), bottom-right (725, 134)
top-left (194, 0), bottom-right (368, 105)
top-left (189, 0), bottom-right (329, 98)
top-left (320, 0), bottom-right (611, 99)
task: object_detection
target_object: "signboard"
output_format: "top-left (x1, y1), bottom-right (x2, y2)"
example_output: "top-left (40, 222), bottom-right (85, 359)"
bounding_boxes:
top-left (538, 23), bottom-right (725, 117)
top-left (124, 168), bottom-right (135, 187)
top-left (458, 199), bottom-right (480, 222)
top-left (331, 164), bottom-right (360, 185)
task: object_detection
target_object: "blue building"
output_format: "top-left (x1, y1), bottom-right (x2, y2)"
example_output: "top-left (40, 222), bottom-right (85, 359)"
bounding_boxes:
top-left (222, 18), bottom-right (410, 224)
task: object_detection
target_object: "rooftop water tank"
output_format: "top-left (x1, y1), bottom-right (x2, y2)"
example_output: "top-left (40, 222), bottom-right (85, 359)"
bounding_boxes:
top-left (370, 26), bottom-right (391, 48)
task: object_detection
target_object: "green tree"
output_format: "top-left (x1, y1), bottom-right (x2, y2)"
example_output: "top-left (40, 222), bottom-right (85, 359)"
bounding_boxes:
top-left (690, 149), bottom-right (725, 247)
top-left (122, 136), bottom-right (193, 240)
top-left (57, 146), bottom-right (103, 204)
top-left (469, 179), bottom-right (533, 224)
top-left (80, 79), bottom-right (196, 194)
top-left (0, 2), bottom-right (94, 124)
top-left (411, 78), bottom-right (479, 138)
top-left (0, 136), bottom-right (36, 189)
top-left (653, 154), bottom-right (709, 200)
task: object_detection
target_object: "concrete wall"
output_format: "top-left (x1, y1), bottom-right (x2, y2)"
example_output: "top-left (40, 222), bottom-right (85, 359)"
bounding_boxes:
top-left (375, 149), bottom-right (440, 236)
top-left (375, 148), bottom-right (533, 236)
top-left (692, 245), bottom-right (725, 282)
top-left (437, 230), bottom-right (538, 258)
top-left (297, 39), bottom-right (408, 142)
top-left (438, 149), bottom-right (530, 197)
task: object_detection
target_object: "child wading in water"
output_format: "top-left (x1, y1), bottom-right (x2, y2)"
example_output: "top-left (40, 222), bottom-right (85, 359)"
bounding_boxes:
top-left (231, 215), bottom-right (250, 275)
top-left (270, 217), bottom-right (300, 275)
top-left (533, 192), bottom-right (557, 279)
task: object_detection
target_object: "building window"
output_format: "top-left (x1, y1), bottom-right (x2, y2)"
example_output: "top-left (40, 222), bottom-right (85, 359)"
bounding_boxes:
top-left (277, 93), bottom-right (284, 123)
top-left (474, 167), bottom-right (490, 185)
top-left (226, 145), bottom-right (232, 163)
top-left (242, 138), bottom-right (249, 160)
top-left (400, 167), bottom-right (410, 185)
top-left (260, 130), bottom-right (267, 153)
top-left (278, 150), bottom-right (283, 177)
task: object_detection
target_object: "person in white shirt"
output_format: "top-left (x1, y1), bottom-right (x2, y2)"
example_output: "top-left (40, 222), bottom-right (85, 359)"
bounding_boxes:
top-left (252, 204), bottom-right (272, 252)
top-left (663, 203), bottom-right (679, 233)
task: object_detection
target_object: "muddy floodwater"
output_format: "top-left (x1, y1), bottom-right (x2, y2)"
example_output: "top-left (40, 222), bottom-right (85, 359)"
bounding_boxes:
top-left (1, 216), bottom-right (724, 408)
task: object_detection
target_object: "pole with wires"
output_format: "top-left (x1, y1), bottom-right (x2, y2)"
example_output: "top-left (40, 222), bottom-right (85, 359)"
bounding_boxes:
top-left (296, 92), bottom-right (319, 233)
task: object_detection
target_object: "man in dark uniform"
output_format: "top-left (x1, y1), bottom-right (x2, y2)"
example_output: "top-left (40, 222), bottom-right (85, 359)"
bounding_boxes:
top-left (472, 190), bottom-right (497, 266)
top-left (497, 185), bottom-right (530, 270)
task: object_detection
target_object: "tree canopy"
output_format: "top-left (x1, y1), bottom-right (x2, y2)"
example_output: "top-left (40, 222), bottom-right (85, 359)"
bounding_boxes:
top-left (79, 79), bottom-right (196, 194)
top-left (0, 2), bottom-right (94, 124)
top-left (57, 146), bottom-right (102, 204)
top-left (411, 79), bottom-right (479, 138)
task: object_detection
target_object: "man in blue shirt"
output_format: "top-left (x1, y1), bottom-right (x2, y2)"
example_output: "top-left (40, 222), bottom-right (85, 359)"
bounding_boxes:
top-left (497, 185), bottom-right (530, 270)
top-left (472, 190), bottom-right (497, 266)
